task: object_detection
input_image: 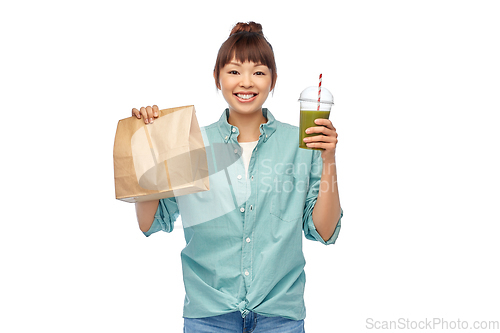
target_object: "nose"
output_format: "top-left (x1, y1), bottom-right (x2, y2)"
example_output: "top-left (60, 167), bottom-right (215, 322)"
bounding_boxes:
top-left (239, 73), bottom-right (253, 88)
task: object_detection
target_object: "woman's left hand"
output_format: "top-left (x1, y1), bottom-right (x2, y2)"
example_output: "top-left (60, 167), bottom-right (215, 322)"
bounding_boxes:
top-left (303, 118), bottom-right (338, 163)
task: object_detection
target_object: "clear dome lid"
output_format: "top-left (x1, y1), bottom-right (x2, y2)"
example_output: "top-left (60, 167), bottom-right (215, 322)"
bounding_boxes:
top-left (298, 86), bottom-right (334, 105)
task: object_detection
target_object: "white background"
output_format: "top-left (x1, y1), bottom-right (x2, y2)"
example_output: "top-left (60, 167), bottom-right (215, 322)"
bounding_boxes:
top-left (1, 0), bottom-right (499, 332)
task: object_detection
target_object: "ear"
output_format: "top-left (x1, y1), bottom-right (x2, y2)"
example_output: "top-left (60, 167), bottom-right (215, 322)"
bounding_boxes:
top-left (213, 70), bottom-right (221, 90)
top-left (270, 73), bottom-right (278, 91)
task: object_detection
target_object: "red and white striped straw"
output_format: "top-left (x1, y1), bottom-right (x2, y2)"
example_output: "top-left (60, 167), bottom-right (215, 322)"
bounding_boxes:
top-left (317, 73), bottom-right (322, 111)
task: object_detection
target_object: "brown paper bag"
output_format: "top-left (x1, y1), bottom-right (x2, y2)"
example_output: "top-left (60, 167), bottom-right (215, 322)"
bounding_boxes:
top-left (113, 105), bottom-right (209, 203)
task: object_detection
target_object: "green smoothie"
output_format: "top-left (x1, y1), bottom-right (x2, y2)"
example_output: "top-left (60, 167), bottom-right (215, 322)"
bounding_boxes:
top-left (299, 110), bottom-right (331, 150)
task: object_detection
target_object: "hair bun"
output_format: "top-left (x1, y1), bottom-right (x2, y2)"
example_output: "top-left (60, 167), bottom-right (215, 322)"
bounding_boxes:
top-left (230, 21), bottom-right (263, 36)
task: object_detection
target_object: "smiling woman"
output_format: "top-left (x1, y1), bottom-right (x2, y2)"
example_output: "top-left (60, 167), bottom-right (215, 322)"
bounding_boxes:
top-left (131, 20), bottom-right (342, 333)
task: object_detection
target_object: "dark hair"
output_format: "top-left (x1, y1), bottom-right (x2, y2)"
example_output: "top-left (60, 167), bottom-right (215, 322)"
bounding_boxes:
top-left (213, 22), bottom-right (277, 90)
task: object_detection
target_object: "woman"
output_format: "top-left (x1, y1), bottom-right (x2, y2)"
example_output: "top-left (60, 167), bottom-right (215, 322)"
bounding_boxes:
top-left (132, 22), bottom-right (342, 333)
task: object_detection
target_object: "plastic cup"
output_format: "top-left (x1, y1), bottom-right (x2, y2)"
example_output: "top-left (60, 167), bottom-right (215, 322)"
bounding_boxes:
top-left (298, 86), bottom-right (334, 150)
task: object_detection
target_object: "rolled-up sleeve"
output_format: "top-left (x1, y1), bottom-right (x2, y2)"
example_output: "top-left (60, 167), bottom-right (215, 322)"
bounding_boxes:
top-left (302, 150), bottom-right (342, 245)
top-left (143, 197), bottom-right (180, 237)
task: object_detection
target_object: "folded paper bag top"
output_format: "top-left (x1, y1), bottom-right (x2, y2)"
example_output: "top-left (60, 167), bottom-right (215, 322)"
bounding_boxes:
top-left (113, 105), bottom-right (210, 203)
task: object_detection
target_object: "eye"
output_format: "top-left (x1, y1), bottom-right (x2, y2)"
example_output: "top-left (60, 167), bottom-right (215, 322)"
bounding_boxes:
top-left (229, 70), bottom-right (239, 75)
top-left (255, 71), bottom-right (265, 75)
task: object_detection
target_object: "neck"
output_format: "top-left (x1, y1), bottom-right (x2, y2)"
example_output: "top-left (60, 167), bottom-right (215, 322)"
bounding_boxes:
top-left (227, 109), bottom-right (268, 143)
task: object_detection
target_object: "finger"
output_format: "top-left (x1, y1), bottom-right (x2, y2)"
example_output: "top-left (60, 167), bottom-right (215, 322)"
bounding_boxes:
top-left (303, 134), bottom-right (336, 143)
top-left (140, 107), bottom-right (149, 123)
top-left (306, 126), bottom-right (331, 135)
top-left (305, 141), bottom-right (325, 149)
top-left (306, 140), bottom-right (337, 149)
top-left (146, 106), bottom-right (154, 123)
top-left (132, 108), bottom-right (141, 119)
top-left (314, 118), bottom-right (335, 130)
top-left (153, 105), bottom-right (159, 118)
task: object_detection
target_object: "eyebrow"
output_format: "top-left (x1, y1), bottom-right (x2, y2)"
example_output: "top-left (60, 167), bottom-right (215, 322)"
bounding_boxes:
top-left (229, 62), bottom-right (265, 67)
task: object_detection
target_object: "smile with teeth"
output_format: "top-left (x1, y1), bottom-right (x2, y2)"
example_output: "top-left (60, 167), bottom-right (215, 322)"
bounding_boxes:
top-left (235, 93), bottom-right (257, 100)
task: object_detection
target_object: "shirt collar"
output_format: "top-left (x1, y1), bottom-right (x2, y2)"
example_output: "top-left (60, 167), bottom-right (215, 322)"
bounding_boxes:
top-left (217, 108), bottom-right (277, 144)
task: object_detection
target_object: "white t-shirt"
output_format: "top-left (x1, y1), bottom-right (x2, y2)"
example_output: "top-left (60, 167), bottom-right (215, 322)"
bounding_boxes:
top-left (238, 140), bottom-right (259, 179)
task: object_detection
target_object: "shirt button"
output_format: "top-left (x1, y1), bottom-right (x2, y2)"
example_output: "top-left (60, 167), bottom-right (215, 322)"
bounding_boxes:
top-left (251, 176), bottom-right (254, 181)
top-left (244, 270), bottom-right (249, 276)
top-left (234, 149), bottom-right (238, 154)
top-left (240, 207), bottom-right (245, 213)
top-left (250, 205), bottom-right (253, 211)
top-left (246, 237), bottom-right (251, 243)
top-left (232, 128), bottom-right (236, 133)
top-left (237, 175), bottom-right (242, 180)
top-left (225, 136), bottom-right (228, 140)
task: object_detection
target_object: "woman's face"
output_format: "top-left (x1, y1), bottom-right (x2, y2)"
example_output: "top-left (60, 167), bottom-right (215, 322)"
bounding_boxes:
top-left (217, 59), bottom-right (273, 116)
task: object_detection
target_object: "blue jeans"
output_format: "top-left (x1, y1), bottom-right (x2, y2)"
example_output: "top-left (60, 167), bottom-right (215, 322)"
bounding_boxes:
top-left (183, 311), bottom-right (305, 332)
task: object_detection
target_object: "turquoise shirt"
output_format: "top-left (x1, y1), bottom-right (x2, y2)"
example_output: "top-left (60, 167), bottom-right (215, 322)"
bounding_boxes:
top-left (144, 108), bottom-right (342, 320)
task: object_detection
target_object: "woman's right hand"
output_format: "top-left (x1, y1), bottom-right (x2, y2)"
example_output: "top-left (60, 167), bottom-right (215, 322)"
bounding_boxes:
top-left (132, 105), bottom-right (160, 124)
